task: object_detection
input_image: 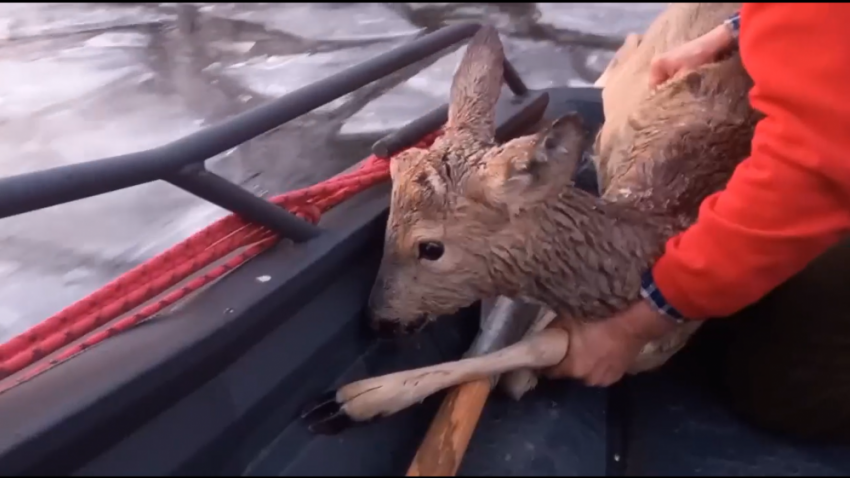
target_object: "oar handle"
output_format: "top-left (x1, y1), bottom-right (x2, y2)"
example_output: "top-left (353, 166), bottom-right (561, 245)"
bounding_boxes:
top-left (405, 328), bottom-right (570, 476)
top-left (406, 378), bottom-right (492, 476)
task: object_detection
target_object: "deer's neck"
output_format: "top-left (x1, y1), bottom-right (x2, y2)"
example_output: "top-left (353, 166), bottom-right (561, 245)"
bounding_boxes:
top-left (489, 189), bottom-right (685, 320)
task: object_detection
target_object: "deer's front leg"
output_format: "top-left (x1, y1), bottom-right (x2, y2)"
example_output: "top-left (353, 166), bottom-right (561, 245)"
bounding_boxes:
top-left (499, 309), bottom-right (560, 400)
top-left (301, 328), bottom-right (570, 434)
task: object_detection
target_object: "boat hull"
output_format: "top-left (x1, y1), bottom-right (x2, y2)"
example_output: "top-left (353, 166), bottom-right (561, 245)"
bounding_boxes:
top-left (1, 87), bottom-right (849, 476)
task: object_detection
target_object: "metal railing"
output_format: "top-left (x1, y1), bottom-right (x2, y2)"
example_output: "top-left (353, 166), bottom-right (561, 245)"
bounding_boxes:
top-left (0, 23), bottom-right (530, 243)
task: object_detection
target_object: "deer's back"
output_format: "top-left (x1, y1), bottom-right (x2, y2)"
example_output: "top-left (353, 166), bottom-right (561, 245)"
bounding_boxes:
top-left (595, 2), bottom-right (757, 220)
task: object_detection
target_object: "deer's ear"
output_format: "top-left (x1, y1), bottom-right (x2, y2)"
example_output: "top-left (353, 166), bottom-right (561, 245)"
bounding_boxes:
top-left (474, 113), bottom-right (588, 210)
top-left (447, 25), bottom-right (504, 144)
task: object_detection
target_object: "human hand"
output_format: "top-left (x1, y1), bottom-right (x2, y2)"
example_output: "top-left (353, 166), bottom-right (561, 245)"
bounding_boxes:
top-left (544, 300), bottom-right (677, 387)
top-left (648, 23), bottom-right (735, 88)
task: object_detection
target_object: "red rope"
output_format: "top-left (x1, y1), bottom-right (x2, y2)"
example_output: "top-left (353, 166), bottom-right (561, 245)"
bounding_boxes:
top-left (0, 131), bottom-right (442, 392)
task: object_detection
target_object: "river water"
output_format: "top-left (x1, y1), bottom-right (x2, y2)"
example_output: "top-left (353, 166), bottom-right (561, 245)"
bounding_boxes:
top-left (0, 2), bottom-right (665, 343)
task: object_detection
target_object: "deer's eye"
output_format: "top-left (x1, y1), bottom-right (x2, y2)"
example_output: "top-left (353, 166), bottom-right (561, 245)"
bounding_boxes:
top-left (418, 241), bottom-right (445, 261)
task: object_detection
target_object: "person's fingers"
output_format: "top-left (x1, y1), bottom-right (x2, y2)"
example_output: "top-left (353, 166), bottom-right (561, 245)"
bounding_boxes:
top-left (545, 349), bottom-right (625, 386)
top-left (544, 333), bottom-right (594, 380)
top-left (586, 363), bottom-right (611, 387)
top-left (649, 56), bottom-right (672, 88)
top-left (543, 348), bottom-right (584, 379)
top-left (583, 368), bottom-right (604, 387)
top-left (541, 345), bottom-right (571, 379)
top-left (600, 368), bottom-right (624, 387)
top-left (587, 365), bottom-right (623, 388)
top-left (544, 316), bottom-right (582, 370)
top-left (541, 318), bottom-right (571, 378)
top-left (542, 358), bottom-right (568, 379)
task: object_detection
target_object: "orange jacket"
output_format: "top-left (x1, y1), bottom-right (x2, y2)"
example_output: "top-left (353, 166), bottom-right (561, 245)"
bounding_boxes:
top-left (652, 3), bottom-right (850, 320)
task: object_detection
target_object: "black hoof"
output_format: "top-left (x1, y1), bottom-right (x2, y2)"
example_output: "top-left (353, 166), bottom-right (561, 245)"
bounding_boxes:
top-left (300, 390), bottom-right (357, 435)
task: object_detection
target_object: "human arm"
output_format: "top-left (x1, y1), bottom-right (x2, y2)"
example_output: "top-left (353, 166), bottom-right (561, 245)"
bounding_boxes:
top-left (648, 11), bottom-right (739, 87)
top-left (547, 4), bottom-right (850, 385)
top-left (652, 2), bottom-right (850, 320)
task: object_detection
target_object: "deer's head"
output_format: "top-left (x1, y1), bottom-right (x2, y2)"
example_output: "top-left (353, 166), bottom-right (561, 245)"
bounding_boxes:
top-left (367, 26), bottom-right (588, 336)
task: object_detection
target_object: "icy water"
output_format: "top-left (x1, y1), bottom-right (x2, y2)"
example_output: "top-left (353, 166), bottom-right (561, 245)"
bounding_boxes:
top-left (0, 2), bottom-right (665, 343)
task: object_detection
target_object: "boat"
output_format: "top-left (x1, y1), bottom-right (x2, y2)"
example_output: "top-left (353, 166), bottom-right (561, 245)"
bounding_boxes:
top-left (1, 22), bottom-right (849, 476)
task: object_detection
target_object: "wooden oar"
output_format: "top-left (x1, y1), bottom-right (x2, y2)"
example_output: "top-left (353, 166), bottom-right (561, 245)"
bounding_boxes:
top-left (405, 327), bottom-right (570, 476)
top-left (301, 299), bottom-right (566, 475)
top-left (406, 378), bottom-right (492, 476)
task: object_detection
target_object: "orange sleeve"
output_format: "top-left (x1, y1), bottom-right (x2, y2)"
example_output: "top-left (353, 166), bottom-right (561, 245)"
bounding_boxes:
top-left (651, 3), bottom-right (850, 320)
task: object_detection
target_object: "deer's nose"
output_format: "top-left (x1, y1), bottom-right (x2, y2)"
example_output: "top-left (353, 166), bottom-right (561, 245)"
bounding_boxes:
top-left (366, 311), bottom-right (429, 339)
top-left (369, 317), bottom-right (402, 339)
top-left (364, 301), bottom-right (396, 339)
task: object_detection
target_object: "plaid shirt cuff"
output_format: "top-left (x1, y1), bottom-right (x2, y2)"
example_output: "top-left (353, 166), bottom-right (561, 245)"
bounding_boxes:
top-left (640, 269), bottom-right (687, 323)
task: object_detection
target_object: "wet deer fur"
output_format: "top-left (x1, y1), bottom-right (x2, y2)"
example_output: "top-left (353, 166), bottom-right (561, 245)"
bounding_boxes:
top-left (368, 3), bottom-right (760, 376)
